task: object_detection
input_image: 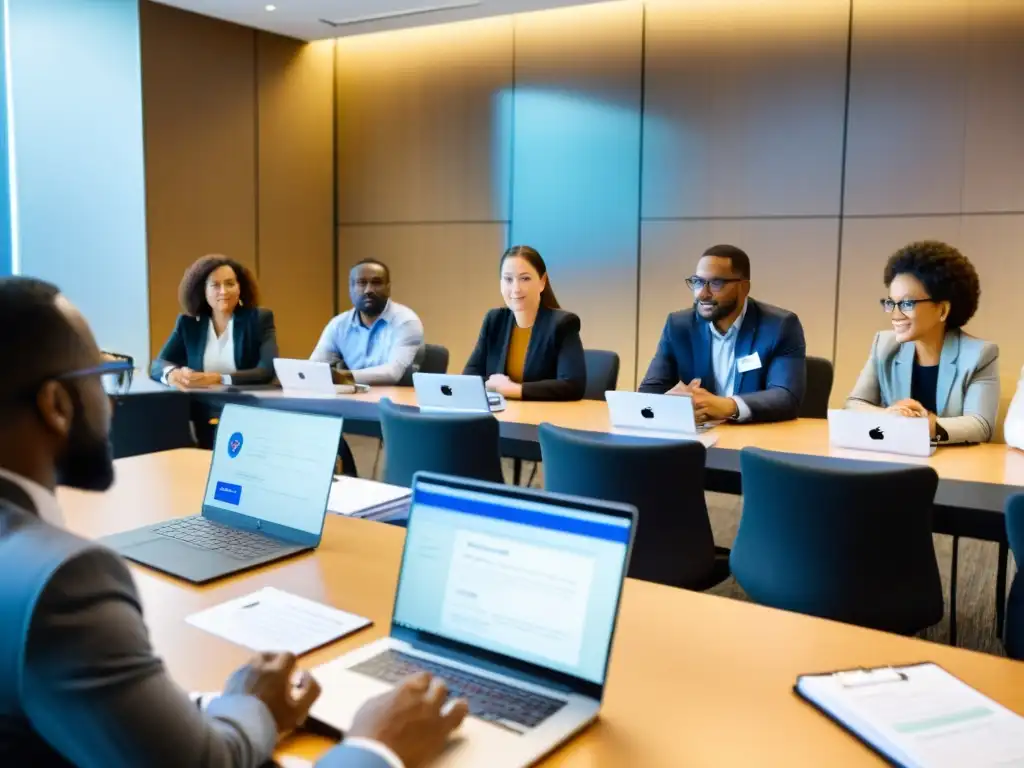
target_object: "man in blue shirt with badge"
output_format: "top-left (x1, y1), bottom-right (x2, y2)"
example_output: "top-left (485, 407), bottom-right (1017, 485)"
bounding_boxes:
top-left (638, 244), bottom-right (807, 424)
top-left (312, 259), bottom-right (424, 385)
top-left (311, 259), bottom-right (424, 476)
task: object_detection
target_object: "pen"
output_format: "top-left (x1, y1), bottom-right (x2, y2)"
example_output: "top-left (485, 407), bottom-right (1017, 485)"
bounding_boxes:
top-left (241, 601), bottom-right (260, 609)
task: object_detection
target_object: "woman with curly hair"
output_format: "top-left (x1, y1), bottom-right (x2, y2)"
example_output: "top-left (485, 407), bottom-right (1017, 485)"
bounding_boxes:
top-left (150, 255), bottom-right (278, 387)
top-left (846, 240), bottom-right (998, 443)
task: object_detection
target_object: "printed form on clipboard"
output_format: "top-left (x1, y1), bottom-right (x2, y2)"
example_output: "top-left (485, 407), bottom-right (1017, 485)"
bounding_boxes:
top-left (796, 662), bottom-right (1024, 768)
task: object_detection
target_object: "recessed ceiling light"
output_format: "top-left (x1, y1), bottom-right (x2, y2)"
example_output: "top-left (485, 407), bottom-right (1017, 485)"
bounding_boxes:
top-left (265, 4), bottom-right (276, 10)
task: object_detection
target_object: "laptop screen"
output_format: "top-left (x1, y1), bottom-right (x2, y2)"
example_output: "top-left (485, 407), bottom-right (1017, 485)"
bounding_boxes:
top-left (202, 404), bottom-right (342, 535)
top-left (392, 480), bottom-right (633, 685)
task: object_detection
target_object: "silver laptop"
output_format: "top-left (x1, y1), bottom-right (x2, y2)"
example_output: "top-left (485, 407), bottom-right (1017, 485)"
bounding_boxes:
top-left (414, 373), bottom-right (506, 413)
top-left (101, 404), bottom-right (343, 583)
top-left (605, 391), bottom-right (720, 447)
top-left (309, 473), bottom-right (637, 767)
top-left (274, 358), bottom-right (368, 397)
top-left (828, 409), bottom-right (935, 458)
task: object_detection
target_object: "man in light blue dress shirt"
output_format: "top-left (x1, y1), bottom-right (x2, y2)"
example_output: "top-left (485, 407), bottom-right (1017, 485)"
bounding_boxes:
top-left (311, 260), bottom-right (424, 386)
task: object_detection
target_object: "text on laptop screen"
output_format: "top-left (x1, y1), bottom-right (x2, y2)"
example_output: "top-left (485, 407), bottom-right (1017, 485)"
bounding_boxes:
top-left (392, 482), bottom-right (631, 685)
top-left (202, 405), bottom-right (341, 535)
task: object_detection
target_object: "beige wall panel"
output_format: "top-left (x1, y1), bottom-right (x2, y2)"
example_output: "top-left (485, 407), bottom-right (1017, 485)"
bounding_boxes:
top-left (337, 224), bottom-right (508, 371)
top-left (638, 219), bottom-right (840, 389)
top-left (958, 214), bottom-right (1024, 437)
top-left (511, 1), bottom-right (643, 389)
top-left (963, 2), bottom-right (1024, 214)
top-left (844, 0), bottom-right (969, 216)
top-left (642, 0), bottom-right (849, 218)
top-left (140, 1), bottom-right (257, 357)
top-left (257, 35), bottom-right (336, 358)
top-left (335, 18), bottom-right (513, 224)
top-left (832, 216), bottom-right (964, 409)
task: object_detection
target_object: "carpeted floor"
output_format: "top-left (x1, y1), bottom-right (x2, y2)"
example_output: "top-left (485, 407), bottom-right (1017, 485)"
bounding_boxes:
top-left (346, 435), bottom-right (1015, 657)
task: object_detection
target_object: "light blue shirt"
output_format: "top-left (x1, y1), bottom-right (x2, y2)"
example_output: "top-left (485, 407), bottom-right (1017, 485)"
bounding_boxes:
top-left (707, 300), bottom-right (752, 422)
top-left (311, 299), bottom-right (424, 385)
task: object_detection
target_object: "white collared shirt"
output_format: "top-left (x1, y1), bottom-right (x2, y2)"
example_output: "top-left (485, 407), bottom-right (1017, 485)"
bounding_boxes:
top-left (203, 317), bottom-right (236, 384)
top-left (707, 300), bottom-right (752, 422)
top-left (0, 467), bottom-right (63, 526)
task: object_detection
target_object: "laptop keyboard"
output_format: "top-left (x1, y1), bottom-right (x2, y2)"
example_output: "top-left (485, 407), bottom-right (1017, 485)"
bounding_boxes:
top-left (151, 516), bottom-right (285, 560)
top-left (351, 650), bottom-right (567, 732)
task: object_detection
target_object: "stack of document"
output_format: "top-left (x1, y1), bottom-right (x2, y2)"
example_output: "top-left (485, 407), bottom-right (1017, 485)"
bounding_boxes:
top-left (327, 475), bottom-right (411, 521)
top-left (797, 662), bottom-right (1024, 767)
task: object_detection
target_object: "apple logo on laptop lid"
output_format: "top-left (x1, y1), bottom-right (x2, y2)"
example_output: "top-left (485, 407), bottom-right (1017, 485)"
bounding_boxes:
top-left (641, 407), bottom-right (654, 419)
top-left (441, 385), bottom-right (453, 396)
top-left (869, 427), bottom-right (884, 440)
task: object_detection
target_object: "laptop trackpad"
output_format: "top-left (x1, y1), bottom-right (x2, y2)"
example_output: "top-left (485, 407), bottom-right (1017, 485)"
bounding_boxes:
top-left (118, 538), bottom-right (236, 581)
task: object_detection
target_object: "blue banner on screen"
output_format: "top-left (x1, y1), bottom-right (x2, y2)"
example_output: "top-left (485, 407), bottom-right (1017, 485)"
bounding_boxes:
top-left (214, 481), bottom-right (242, 505)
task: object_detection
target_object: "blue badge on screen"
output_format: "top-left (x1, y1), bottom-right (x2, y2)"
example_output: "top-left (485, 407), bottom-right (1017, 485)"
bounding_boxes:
top-left (227, 432), bottom-right (244, 458)
top-left (214, 481), bottom-right (242, 505)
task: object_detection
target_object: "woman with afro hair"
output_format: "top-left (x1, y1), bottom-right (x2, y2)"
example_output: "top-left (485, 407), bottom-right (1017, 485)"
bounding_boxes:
top-left (846, 240), bottom-right (998, 444)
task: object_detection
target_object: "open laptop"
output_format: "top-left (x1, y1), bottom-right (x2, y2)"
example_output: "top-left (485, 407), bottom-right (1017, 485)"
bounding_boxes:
top-left (274, 358), bottom-right (369, 397)
top-left (605, 391), bottom-right (720, 447)
top-left (414, 373), bottom-right (506, 413)
top-left (101, 404), bottom-right (343, 583)
top-left (828, 409), bottom-right (936, 458)
top-left (309, 472), bottom-right (637, 767)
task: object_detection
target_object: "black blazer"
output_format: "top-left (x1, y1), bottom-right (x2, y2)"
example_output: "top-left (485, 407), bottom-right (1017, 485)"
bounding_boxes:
top-left (463, 306), bottom-right (586, 401)
top-left (149, 307), bottom-right (278, 385)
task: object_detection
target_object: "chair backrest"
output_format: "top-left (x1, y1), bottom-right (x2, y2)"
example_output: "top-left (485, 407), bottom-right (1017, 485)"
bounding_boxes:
top-left (418, 344), bottom-right (450, 375)
top-left (110, 391), bottom-right (196, 459)
top-left (1004, 494), bottom-right (1024, 658)
top-left (799, 356), bottom-right (834, 418)
top-left (731, 448), bottom-right (943, 634)
top-left (538, 423), bottom-right (715, 588)
top-left (583, 349), bottom-right (620, 401)
top-left (378, 398), bottom-right (503, 488)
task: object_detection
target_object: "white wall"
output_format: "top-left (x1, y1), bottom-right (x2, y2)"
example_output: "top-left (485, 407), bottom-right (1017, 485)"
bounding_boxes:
top-left (7, 0), bottom-right (149, 364)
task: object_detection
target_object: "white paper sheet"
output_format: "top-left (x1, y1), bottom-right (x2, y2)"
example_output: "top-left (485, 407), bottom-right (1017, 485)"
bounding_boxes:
top-left (186, 587), bottom-right (371, 656)
top-left (327, 475), bottom-right (411, 518)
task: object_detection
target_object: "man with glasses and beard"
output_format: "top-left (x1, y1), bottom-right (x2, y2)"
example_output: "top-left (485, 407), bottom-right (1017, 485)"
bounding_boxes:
top-left (0, 277), bottom-right (466, 767)
top-left (638, 244), bottom-right (807, 424)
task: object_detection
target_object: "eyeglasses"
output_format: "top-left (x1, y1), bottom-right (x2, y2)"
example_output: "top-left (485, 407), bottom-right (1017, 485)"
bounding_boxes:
top-left (685, 276), bottom-right (744, 293)
top-left (880, 298), bottom-right (937, 314)
top-left (59, 359), bottom-right (136, 396)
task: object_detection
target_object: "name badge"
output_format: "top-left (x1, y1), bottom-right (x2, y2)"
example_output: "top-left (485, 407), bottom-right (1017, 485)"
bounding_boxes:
top-left (737, 352), bottom-right (762, 374)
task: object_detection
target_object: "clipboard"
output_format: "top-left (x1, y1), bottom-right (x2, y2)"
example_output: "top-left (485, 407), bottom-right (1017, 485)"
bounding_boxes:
top-left (794, 662), bottom-right (1024, 768)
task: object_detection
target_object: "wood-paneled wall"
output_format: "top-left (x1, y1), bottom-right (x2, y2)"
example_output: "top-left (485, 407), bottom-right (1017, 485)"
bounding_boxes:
top-left (140, 1), bottom-right (334, 360)
top-left (335, 0), bottom-right (1024, 429)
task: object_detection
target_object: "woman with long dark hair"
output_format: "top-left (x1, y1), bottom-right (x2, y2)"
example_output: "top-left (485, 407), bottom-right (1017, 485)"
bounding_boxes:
top-left (463, 245), bottom-right (586, 401)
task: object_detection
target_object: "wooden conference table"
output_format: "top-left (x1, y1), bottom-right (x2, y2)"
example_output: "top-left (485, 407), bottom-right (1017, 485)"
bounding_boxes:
top-left (59, 448), bottom-right (1024, 766)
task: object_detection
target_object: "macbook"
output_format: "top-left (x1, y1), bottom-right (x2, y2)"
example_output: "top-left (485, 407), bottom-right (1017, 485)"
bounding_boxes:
top-left (828, 409), bottom-right (936, 458)
top-left (101, 404), bottom-right (343, 583)
top-left (414, 373), bottom-right (506, 413)
top-left (274, 358), bottom-right (369, 397)
top-left (605, 391), bottom-right (720, 447)
top-left (309, 472), bottom-right (637, 767)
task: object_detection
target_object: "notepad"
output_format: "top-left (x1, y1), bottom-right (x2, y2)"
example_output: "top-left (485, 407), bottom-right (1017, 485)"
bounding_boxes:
top-left (186, 587), bottom-right (371, 656)
top-left (796, 662), bottom-right (1024, 767)
top-left (328, 475), bottom-right (411, 521)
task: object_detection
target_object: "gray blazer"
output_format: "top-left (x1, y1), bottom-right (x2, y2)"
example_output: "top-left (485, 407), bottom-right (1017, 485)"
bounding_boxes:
top-left (0, 480), bottom-right (385, 768)
top-left (845, 329), bottom-right (1000, 444)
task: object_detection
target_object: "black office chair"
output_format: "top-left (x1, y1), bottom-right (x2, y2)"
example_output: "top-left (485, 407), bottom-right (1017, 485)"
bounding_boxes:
top-left (111, 391), bottom-right (196, 458)
top-left (799, 356), bottom-right (834, 419)
top-left (1003, 495), bottom-right (1024, 659)
top-left (538, 423), bottom-right (729, 590)
top-left (583, 349), bottom-right (619, 401)
top-left (731, 448), bottom-right (943, 635)
top-left (378, 398), bottom-right (504, 488)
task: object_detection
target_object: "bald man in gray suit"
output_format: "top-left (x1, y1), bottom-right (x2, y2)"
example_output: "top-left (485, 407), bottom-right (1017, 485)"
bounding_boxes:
top-left (0, 277), bottom-right (466, 768)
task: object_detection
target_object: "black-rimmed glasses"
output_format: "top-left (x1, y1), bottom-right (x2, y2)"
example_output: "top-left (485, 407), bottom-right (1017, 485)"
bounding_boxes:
top-left (880, 298), bottom-right (937, 314)
top-left (685, 276), bottom-right (745, 293)
top-left (59, 359), bottom-right (136, 396)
